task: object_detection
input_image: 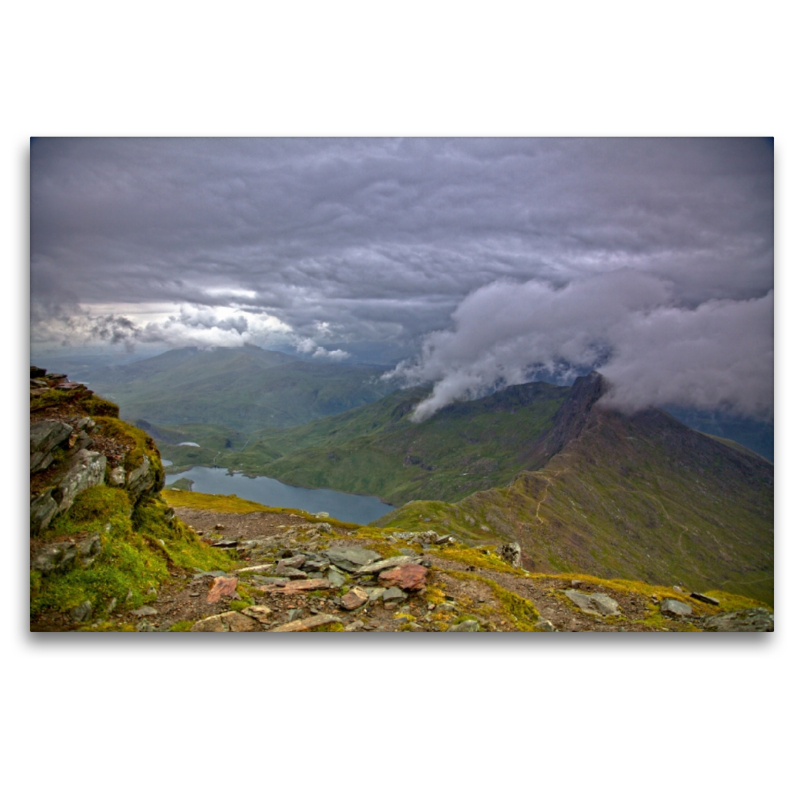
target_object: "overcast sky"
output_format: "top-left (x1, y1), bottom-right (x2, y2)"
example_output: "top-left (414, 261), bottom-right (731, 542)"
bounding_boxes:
top-left (30, 137), bottom-right (773, 419)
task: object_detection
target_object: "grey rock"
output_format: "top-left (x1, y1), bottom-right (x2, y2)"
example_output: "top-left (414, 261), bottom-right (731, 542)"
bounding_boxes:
top-left (30, 490), bottom-right (60, 537)
top-left (30, 420), bottom-right (73, 472)
top-left (534, 619), bottom-right (557, 632)
top-left (382, 586), bottom-right (407, 603)
top-left (127, 454), bottom-right (161, 497)
top-left (412, 530), bottom-right (439, 544)
top-left (564, 589), bottom-right (621, 616)
top-left (702, 608), bottom-right (774, 632)
top-left (690, 591), bottom-right (720, 606)
top-left (326, 568), bottom-right (347, 588)
top-left (269, 566), bottom-right (308, 579)
top-left (70, 601), bottom-right (92, 622)
top-left (109, 466), bottom-right (126, 486)
top-left (436, 535), bottom-right (456, 545)
top-left (435, 602), bottom-right (457, 613)
top-left (496, 542), bottom-right (522, 568)
top-left (31, 541), bottom-right (78, 575)
top-left (661, 598), bottom-right (694, 617)
top-left (447, 620), bottom-right (481, 632)
top-left (277, 554), bottom-right (306, 570)
top-left (55, 449), bottom-right (107, 514)
top-left (324, 547), bottom-right (381, 572)
top-left (131, 606), bottom-right (158, 617)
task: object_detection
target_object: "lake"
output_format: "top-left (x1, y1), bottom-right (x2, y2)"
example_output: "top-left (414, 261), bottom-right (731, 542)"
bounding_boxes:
top-left (164, 466), bottom-right (395, 525)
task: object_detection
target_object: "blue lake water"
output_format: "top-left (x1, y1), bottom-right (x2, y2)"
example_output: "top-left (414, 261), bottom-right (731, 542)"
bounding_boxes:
top-left (164, 466), bottom-right (395, 525)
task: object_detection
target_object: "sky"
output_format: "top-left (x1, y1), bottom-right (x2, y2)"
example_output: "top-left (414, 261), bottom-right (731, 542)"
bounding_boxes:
top-left (30, 136), bottom-right (774, 420)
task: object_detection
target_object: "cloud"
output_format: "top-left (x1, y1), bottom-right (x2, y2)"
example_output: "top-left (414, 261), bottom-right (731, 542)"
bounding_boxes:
top-left (387, 272), bottom-right (773, 422)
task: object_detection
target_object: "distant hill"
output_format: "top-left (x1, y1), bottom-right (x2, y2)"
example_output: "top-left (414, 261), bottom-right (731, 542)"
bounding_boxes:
top-left (379, 375), bottom-right (774, 605)
top-left (154, 380), bottom-right (569, 505)
top-left (78, 345), bottom-right (394, 431)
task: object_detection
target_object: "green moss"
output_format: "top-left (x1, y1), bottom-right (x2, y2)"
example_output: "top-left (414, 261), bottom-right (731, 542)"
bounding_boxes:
top-left (229, 600), bottom-right (252, 612)
top-left (312, 622), bottom-right (346, 632)
top-left (168, 620), bottom-right (194, 632)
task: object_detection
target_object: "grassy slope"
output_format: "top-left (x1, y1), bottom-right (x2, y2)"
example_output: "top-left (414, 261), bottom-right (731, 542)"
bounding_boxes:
top-left (82, 345), bottom-right (392, 432)
top-left (206, 381), bottom-right (571, 504)
top-left (379, 406), bottom-right (774, 605)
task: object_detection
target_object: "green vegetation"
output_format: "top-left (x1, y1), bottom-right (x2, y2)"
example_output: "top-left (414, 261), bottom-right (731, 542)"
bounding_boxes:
top-left (31, 485), bottom-right (232, 623)
top-left (158, 381), bottom-right (569, 505)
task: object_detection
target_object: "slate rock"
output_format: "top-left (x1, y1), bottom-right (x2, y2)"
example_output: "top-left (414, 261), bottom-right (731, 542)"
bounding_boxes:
top-left (109, 466), bottom-right (126, 486)
top-left (324, 547), bottom-right (381, 572)
top-left (131, 606), bottom-right (158, 617)
top-left (259, 578), bottom-right (331, 595)
top-left (30, 420), bottom-right (73, 472)
top-left (702, 608), bottom-right (774, 632)
top-left (269, 566), bottom-right (308, 579)
top-left (31, 541), bottom-right (78, 575)
top-left (269, 614), bottom-right (341, 632)
top-left (241, 605), bottom-right (273, 624)
top-left (564, 589), bottom-right (621, 616)
top-left (56, 449), bottom-right (107, 513)
top-left (690, 592), bottom-right (720, 606)
top-left (340, 586), bottom-right (369, 611)
top-left (30, 490), bottom-right (60, 536)
top-left (661, 598), bottom-right (693, 617)
top-left (326, 568), bottom-right (346, 587)
top-left (534, 619), bottom-right (557, 632)
top-left (378, 563), bottom-right (428, 591)
top-left (277, 554), bottom-right (306, 570)
top-left (207, 576), bottom-right (238, 603)
top-left (190, 611), bottom-right (261, 632)
top-left (382, 586), bottom-right (407, 603)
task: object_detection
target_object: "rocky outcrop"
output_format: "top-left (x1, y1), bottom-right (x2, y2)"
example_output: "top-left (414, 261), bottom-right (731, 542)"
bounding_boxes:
top-left (30, 368), bottom-right (165, 537)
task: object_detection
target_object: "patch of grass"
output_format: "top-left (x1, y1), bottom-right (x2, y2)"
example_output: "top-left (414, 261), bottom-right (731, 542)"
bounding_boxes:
top-left (445, 569), bottom-right (540, 631)
top-left (436, 544), bottom-right (521, 575)
top-left (312, 622), bottom-right (346, 632)
top-left (229, 600), bottom-right (252, 612)
top-left (169, 620), bottom-right (194, 632)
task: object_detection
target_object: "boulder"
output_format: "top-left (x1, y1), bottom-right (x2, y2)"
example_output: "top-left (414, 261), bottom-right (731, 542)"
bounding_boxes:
top-left (206, 576), bottom-right (238, 603)
top-left (661, 598), bottom-right (694, 617)
top-left (30, 420), bottom-right (73, 472)
top-left (30, 491), bottom-right (60, 537)
top-left (378, 563), bottom-right (428, 591)
top-left (56, 449), bottom-right (107, 514)
top-left (702, 608), bottom-right (774, 632)
top-left (564, 589), bottom-right (621, 616)
top-left (496, 542), bottom-right (522, 568)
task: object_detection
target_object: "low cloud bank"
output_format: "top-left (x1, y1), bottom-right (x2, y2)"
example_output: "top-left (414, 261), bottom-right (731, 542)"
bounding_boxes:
top-left (385, 271), bottom-right (773, 422)
top-left (30, 302), bottom-right (351, 361)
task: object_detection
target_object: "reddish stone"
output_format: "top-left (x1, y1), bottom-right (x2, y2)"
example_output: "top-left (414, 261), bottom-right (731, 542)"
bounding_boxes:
top-left (206, 576), bottom-right (238, 603)
top-left (378, 564), bottom-right (428, 591)
top-left (340, 586), bottom-right (368, 611)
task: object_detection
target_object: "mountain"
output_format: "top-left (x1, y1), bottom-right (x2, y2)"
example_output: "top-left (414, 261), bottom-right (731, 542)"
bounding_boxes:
top-left (30, 368), bottom-right (773, 631)
top-left (78, 344), bottom-right (394, 431)
top-left (379, 374), bottom-right (774, 605)
top-left (156, 380), bottom-right (572, 504)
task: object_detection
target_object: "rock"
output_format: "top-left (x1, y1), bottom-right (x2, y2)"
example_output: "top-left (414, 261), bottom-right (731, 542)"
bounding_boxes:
top-left (209, 540), bottom-right (239, 548)
top-left (190, 611), bottom-right (261, 632)
top-left (382, 586), bottom-right (407, 603)
top-left (534, 619), bottom-right (557, 632)
top-left (340, 586), bottom-right (369, 611)
top-left (258, 578), bottom-right (332, 595)
top-left (30, 420), bottom-right (73, 472)
top-left (378, 563), bottom-right (428, 591)
top-left (236, 564), bottom-right (275, 574)
top-left (30, 491), bottom-right (60, 537)
top-left (126, 454), bottom-right (161, 498)
top-left (30, 365), bottom-right (47, 378)
top-left (326, 568), bottom-right (347, 587)
top-left (496, 542), bottom-right (522, 568)
top-left (77, 534), bottom-right (102, 566)
top-left (314, 512), bottom-right (330, 519)
top-left (436, 535), bottom-right (456, 545)
top-left (241, 605), bottom-right (273, 624)
top-left (269, 613), bottom-right (341, 632)
top-left (31, 540), bottom-right (78, 575)
top-left (315, 522), bottom-right (332, 533)
top-left (702, 608), bottom-right (774, 632)
top-left (269, 566), bottom-right (309, 580)
top-left (131, 606), bottom-right (158, 617)
top-left (412, 530), bottom-right (439, 544)
top-left (277, 554), bottom-right (306, 570)
top-left (447, 620), bottom-right (481, 632)
top-left (109, 466), bottom-right (126, 486)
top-left (354, 555), bottom-right (422, 575)
top-left (661, 598), bottom-right (694, 617)
top-left (55, 449), bottom-right (107, 514)
top-left (70, 601), bottom-right (92, 622)
top-left (324, 546), bottom-right (382, 572)
top-left (207, 576), bottom-right (238, 603)
top-left (690, 591), bottom-right (720, 606)
top-left (564, 589), bottom-right (621, 616)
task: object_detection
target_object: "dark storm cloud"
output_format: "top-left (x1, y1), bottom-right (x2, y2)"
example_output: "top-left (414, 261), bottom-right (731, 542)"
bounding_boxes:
top-left (30, 137), bottom-right (773, 413)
